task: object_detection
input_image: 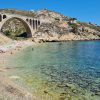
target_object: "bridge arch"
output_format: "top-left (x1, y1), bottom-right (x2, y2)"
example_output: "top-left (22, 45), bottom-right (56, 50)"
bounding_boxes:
top-left (0, 16), bottom-right (33, 38)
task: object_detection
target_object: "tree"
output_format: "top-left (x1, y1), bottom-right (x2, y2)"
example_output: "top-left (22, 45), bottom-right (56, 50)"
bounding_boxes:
top-left (70, 23), bottom-right (78, 33)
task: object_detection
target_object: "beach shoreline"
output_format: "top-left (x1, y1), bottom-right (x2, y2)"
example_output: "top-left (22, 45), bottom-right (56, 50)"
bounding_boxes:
top-left (0, 40), bottom-right (40, 100)
top-left (0, 39), bottom-right (35, 56)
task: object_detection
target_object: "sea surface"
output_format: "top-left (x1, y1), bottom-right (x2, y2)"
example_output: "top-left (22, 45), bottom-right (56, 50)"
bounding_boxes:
top-left (2, 41), bottom-right (100, 100)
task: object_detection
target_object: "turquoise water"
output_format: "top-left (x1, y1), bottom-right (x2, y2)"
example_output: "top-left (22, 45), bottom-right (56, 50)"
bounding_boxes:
top-left (4, 41), bottom-right (100, 100)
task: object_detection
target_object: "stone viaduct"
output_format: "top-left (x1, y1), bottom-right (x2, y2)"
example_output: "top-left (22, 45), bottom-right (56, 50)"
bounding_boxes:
top-left (0, 13), bottom-right (41, 37)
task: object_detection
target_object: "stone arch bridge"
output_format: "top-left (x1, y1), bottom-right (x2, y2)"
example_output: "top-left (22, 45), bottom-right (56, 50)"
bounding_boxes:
top-left (0, 13), bottom-right (41, 37)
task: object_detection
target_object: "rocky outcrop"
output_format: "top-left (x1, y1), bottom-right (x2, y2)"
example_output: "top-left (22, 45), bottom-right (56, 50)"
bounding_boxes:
top-left (33, 22), bottom-right (100, 42)
top-left (34, 9), bottom-right (69, 23)
top-left (33, 23), bottom-right (68, 42)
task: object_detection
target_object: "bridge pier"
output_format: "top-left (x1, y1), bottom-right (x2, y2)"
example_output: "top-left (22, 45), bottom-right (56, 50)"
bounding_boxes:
top-left (0, 14), bottom-right (2, 22)
top-left (29, 19), bottom-right (32, 26)
top-left (26, 19), bottom-right (40, 31)
top-left (38, 20), bottom-right (40, 26)
top-left (32, 19), bottom-right (35, 29)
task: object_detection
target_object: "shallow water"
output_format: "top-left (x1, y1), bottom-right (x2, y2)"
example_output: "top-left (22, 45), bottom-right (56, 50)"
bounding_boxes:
top-left (2, 41), bottom-right (100, 100)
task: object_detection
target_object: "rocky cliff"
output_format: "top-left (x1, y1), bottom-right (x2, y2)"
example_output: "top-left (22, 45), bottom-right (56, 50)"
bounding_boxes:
top-left (33, 9), bottom-right (100, 41)
top-left (0, 9), bottom-right (100, 42)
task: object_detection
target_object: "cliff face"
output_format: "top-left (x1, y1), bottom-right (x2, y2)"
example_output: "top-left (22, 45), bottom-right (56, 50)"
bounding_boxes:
top-left (0, 9), bottom-right (100, 41)
top-left (33, 9), bottom-right (100, 41)
top-left (33, 23), bottom-right (100, 42)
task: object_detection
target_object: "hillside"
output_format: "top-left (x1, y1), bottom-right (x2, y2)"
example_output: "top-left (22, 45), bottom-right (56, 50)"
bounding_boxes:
top-left (0, 9), bottom-right (100, 42)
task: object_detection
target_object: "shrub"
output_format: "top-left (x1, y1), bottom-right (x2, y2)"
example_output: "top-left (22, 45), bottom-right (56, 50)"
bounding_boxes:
top-left (4, 30), bottom-right (11, 36)
top-left (69, 23), bottom-right (78, 33)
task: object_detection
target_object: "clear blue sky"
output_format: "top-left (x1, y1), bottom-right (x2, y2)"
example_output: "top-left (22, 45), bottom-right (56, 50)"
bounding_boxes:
top-left (0, 0), bottom-right (100, 25)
